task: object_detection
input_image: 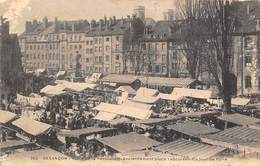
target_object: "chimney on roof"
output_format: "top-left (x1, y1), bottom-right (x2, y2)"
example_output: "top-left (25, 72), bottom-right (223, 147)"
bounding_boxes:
top-left (90, 19), bottom-right (96, 30)
top-left (104, 16), bottom-right (107, 24)
top-left (25, 21), bottom-right (32, 33)
top-left (63, 21), bottom-right (67, 31)
top-left (109, 17), bottom-right (113, 25)
top-left (106, 20), bottom-right (110, 30)
top-left (132, 14), bottom-right (136, 20)
top-left (33, 19), bottom-right (38, 26)
top-left (120, 17), bottom-right (124, 25)
top-left (72, 23), bottom-right (76, 32)
top-left (99, 19), bottom-right (103, 30)
top-left (54, 17), bottom-right (59, 32)
top-left (43, 17), bottom-right (48, 28)
top-left (113, 16), bottom-right (116, 23)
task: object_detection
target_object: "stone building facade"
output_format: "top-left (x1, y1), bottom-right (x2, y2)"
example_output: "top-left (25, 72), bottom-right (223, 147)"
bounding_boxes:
top-left (19, 15), bottom-right (145, 75)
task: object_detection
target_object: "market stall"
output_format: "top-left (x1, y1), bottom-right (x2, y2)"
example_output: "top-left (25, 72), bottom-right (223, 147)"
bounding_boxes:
top-left (155, 138), bottom-right (227, 159)
top-left (97, 132), bottom-right (162, 153)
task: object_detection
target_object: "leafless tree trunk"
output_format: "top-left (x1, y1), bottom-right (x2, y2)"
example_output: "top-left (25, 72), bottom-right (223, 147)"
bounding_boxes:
top-left (176, 0), bottom-right (208, 79)
top-left (205, 0), bottom-right (237, 115)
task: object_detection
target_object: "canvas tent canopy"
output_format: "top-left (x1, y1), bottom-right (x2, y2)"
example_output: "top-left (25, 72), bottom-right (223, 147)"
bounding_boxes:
top-left (158, 93), bottom-right (181, 101)
top-left (167, 121), bottom-right (220, 137)
top-left (101, 74), bottom-right (140, 84)
top-left (40, 85), bottom-right (66, 96)
top-left (132, 95), bottom-right (160, 104)
top-left (155, 139), bottom-right (226, 159)
top-left (135, 87), bottom-right (159, 97)
top-left (62, 82), bottom-right (97, 92)
top-left (138, 77), bottom-right (197, 88)
top-left (102, 74), bottom-right (199, 88)
top-left (115, 86), bottom-right (136, 95)
top-left (57, 127), bottom-right (115, 138)
top-left (200, 126), bottom-right (260, 153)
top-left (93, 111), bottom-right (118, 121)
top-left (121, 100), bottom-right (153, 110)
top-left (97, 132), bottom-right (162, 153)
top-left (217, 113), bottom-right (260, 126)
top-left (93, 102), bottom-right (152, 120)
top-left (171, 88), bottom-right (212, 100)
top-left (231, 97), bottom-right (250, 107)
top-left (128, 116), bottom-right (180, 126)
top-left (12, 117), bottom-right (52, 136)
top-left (93, 103), bottom-right (122, 113)
top-left (0, 110), bottom-right (17, 124)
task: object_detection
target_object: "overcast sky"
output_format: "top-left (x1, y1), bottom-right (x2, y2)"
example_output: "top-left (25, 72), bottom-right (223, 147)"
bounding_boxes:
top-left (0, 0), bottom-right (177, 33)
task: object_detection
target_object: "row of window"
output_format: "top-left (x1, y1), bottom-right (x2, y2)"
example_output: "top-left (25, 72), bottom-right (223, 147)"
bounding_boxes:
top-left (26, 54), bottom-right (65, 61)
top-left (27, 62), bottom-right (61, 68)
top-left (26, 44), bottom-right (60, 50)
top-left (144, 43), bottom-right (167, 51)
top-left (69, 44), bottom-right (82, 50)
top-left (87, 36), bottom-right (120, 45)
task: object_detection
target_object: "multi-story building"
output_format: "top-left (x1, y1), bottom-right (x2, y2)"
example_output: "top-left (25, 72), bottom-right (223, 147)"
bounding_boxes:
top-left (232, 0), bottom-right (260, 95)
top-left (141, 20), bottom-right (188, 77)
top-left (85, 16), bottom-right (145, 74)
top-left (19, 15), bottom-right (145, 75)
top-left (19, 17), bottom-right (90, 74)
top-left (0, 16), bottom-right (23, 106)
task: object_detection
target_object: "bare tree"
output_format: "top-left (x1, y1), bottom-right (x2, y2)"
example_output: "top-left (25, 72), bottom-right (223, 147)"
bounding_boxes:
top-left (176, 0), bottom-right (208, 79)
top-left (205, 0), bottom-right (238, 114)
top-left (122, 17), bottom-right (145, 75)
top-left (177, 0), bottom-right (238, 114)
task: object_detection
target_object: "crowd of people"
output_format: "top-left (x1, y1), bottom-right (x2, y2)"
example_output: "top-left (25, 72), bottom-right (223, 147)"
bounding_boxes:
top-left (38, 95), bottom-right (98, 130)
top-left (159, 97), bottom-right (213, 115)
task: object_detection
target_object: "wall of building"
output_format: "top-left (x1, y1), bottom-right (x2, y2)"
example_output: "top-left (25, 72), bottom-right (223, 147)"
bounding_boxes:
top-left (233, 34), bottom-right (260, 95)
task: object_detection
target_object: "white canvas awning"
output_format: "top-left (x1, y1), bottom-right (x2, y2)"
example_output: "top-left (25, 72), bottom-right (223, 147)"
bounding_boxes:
top-left (93, 102), bottom-right (152, 120)
top-left (12, 117), bottom-right (52, 136)
top-left (135, 87), bottom-right (159, 97)
top-left (97, 132), bottom-right (162, 153)
top-left (119, 106), bottom-right (152, 120)
top-left (40, 85), bottom-right (66, 96)
top-left (171, 88), bottom-right (212, 100)
top-left (121, 100), bottom-right (153, 110)
top-left (132, 95), bottom-right (160, 104)
top-left (115, 86), bottom-right (136, 95)
top-left (158, 93), bottom-right (181, 101)
top-left (93, 103), bottom-right (122, 113)
top-left (231, 97), bottom-right (250, 106)
top-left (93, 111), bottom-right (118, 121)
top-left (62, 82), bottom-right (97, 92)
top-left (0, 110), bottom-right (17, 124)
